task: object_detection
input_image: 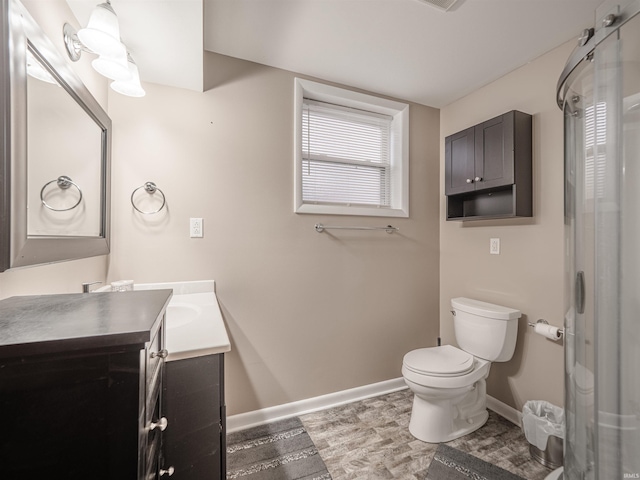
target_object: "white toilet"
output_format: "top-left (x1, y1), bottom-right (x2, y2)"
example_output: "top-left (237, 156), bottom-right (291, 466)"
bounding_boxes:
top-left (402, 297), bottom-right (521, 443)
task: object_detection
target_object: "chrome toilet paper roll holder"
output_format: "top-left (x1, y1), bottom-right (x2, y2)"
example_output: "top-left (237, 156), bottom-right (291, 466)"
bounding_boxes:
top-left (528, 319), bottom-right (564, 339)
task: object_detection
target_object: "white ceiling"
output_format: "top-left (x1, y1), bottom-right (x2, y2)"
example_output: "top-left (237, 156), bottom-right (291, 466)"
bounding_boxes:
top-left (68, 0), bottom-right (604, 107)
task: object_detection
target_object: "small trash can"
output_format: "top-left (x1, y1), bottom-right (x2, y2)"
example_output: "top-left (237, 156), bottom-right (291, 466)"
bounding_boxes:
top-left (522, 400), bottom-right (565, 469)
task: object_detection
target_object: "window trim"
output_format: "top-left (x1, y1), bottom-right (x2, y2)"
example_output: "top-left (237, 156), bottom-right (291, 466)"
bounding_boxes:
top-left (294, 78), bottom-right (409, 218)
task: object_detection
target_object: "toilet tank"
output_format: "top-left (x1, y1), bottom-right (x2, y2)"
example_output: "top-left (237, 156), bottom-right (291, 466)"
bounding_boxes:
top-left (451, 297), bottom-right (521, 362)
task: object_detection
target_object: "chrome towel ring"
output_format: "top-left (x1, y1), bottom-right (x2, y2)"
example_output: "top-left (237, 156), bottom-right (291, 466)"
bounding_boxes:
top-left (40, 175), bottom-right (83, 211)
top-left (131, 181), bottom-right (166, 214)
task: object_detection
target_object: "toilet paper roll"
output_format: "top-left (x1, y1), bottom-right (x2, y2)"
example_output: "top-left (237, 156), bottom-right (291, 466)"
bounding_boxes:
top-left (534, 322), bottom-right (562, 341)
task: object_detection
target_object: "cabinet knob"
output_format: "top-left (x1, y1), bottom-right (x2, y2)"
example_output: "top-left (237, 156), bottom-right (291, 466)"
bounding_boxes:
top-left (474, 176), bottom-right (483, 182)
top-left (159, 466), bottom-right (175, 477)
top-left (149, 417), bottom-right (168, 432)
top-left (466, 178), bottom-right (473, 184)
top-left (151, 349), bottom-right (169, 359)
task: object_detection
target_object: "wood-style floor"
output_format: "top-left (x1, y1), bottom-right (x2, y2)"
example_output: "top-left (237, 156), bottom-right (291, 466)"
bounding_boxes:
top-left (300, 388), bottom-right (553, 480)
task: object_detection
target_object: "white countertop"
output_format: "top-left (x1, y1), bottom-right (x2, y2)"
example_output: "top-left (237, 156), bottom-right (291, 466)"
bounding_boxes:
top-left (97, 280), bottom-right (231, 361)
top-left (165, 290), bottom-right (231, 361)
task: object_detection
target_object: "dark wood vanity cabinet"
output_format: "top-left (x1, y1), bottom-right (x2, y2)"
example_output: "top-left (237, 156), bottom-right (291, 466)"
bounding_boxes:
top-left (0, 290), bottom-right (173, 480)
top-left (445, 110), bottom-right (532, 220)
top-left (164, 354), bottom-right (226, 480)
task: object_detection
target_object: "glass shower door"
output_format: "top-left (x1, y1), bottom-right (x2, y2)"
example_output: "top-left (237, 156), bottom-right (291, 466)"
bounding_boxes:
top-left (562, 7), bottom-right (640, 479)
top-left (613, 12), bottom-right (640, 478)
top-left (564, 57), bottom-right (597, 480)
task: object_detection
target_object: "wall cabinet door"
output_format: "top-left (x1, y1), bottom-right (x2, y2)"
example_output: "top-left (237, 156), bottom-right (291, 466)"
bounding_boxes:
top-left (445, 126), bottom-right (476, 195)
top-left (474, 112), bottom-right (515, 190)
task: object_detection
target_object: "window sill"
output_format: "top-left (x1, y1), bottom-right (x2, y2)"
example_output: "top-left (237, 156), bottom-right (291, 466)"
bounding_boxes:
top-left (295, 203), bottom-right (408, 218)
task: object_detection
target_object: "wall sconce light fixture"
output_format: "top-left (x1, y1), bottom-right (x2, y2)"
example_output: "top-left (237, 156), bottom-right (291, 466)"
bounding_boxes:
top-left (63, 0), bottom-right (145, 97)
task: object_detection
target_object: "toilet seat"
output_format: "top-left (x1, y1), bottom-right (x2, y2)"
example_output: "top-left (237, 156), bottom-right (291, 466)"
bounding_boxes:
top-left (402, 346), bottom-right (490, 390)
top-left (403, 345), bottom-right (474, 377)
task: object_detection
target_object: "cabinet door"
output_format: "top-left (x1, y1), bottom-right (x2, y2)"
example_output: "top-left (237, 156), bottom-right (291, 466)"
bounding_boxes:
top-left (0, 350), bottom-right (141, 479)
top-left (445, 126), bottom-right (476, 195)
top-left (474, 112), bottom-right (514, 190)
top-left (164, 354), bottom-right (223, 480)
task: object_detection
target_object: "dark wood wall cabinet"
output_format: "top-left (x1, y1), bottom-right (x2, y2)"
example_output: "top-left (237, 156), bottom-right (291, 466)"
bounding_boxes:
top-left (0, 291), bottom-right (173, 480)
top-left (445, 110), bottom-right (532, 221)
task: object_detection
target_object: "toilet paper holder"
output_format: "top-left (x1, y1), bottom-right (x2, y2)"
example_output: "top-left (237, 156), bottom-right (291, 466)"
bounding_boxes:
top-left (528, 319), bottom-right (564, 340)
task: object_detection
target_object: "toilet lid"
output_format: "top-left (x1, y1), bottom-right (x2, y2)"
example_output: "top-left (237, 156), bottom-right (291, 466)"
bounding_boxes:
top-left (403, 345), bottom-right (474, 377)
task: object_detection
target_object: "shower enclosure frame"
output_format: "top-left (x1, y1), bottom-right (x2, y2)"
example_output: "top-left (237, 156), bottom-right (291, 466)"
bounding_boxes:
top-left (557, 1), bottom-right (640, 479)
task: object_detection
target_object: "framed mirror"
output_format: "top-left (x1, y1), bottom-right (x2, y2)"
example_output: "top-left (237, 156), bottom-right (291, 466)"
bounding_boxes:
top-left (0, 0), bottom-right (111, 272)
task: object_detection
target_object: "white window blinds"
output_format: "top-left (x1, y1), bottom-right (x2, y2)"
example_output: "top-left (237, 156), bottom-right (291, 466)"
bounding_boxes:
top-left (301, 99), bottom-right (393, 208)
top-left (584, 101), bottom-right (607, 200)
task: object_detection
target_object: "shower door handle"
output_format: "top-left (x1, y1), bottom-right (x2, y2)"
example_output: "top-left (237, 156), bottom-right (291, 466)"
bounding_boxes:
top-left (576, 271), bottom-right (585, 314)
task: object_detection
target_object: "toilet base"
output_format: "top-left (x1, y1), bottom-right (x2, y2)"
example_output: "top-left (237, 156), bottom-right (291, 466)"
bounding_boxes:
top-left (407, 380), bottom-right (489, 443)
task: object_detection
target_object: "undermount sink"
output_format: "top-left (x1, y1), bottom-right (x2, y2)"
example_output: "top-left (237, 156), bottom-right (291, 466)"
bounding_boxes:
top-left (167, 303), bottom-right (202, 328)
top-left (96, 280), bottom-right (230, 361)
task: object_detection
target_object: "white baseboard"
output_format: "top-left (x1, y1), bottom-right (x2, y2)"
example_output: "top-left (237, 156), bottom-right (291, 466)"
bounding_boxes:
top-left (226, 378), bottom-right (523, 434)
top-left (227, 377), bottom-right (407, 433)
top-left (487, 395), bottom-right (522, 427)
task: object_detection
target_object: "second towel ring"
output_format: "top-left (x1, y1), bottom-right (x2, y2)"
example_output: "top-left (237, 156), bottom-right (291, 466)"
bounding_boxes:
top-left (40, 175), bottom-right (83, 212)
top-left (131, 182), bottom-right (166, 214)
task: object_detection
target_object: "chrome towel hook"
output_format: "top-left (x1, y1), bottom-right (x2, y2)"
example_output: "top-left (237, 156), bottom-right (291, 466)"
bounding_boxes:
top-left (40, 175), bottom-right (83, 211)
top-left (131, 181), bottom-right (166, 214)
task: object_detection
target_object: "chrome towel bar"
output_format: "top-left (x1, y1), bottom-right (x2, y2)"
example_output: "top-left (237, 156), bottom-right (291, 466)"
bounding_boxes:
top-left (314, 223), bottom-right (398, 234)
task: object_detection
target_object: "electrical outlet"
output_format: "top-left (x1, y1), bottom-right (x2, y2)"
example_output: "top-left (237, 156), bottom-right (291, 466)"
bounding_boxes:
top-left (190, 218), bottom-right (203, 238)
top-left (490, 238), bottom-right (500, 255)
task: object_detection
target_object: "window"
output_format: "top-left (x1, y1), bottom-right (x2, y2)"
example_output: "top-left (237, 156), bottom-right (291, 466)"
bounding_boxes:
top-left (584, 101), bottom-right (607, 200)
top-left (294, 78), bottom-right (409, 217)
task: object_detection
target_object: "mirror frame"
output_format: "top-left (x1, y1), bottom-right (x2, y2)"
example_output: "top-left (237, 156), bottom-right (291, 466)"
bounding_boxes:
top-left (0, 0), bottom-right (111, 272)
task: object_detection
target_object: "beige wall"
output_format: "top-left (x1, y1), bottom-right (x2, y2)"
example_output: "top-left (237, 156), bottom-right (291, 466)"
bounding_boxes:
top-left (3, 0), bottom-right (570, 417)
top-left (439, 41), bottom-right (573, 410)
top-left (107, 52), bottom-right (441, 415)
top-left (0, 1), bottom-right (109, 299)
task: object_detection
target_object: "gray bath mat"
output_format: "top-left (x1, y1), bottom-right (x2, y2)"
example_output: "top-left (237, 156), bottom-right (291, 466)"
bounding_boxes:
top-left (426, 444), bottom-right (526, 480)
top-left (226, 416), bottom-right (331, 480)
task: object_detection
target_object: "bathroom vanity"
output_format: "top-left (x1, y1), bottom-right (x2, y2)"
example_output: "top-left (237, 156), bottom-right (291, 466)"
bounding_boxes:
top-left (101, 280), bottom-right (232, 480)
top-left (0, 281), bottom-right (230, 480)
top-left (146, 281), bottom-right (231, 480)
top-left (0, 290), bottom-right (173, 479)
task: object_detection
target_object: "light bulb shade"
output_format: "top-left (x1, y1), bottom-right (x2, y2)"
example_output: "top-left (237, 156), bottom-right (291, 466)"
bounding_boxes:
top-left (26, 50), bottom-right (57, 84)
top-left (91, 48), bottom-right (131, 81)
top-left (110, 59), bottom-right (145, 97)
top-left (77, 2), bottom-right (122, 57)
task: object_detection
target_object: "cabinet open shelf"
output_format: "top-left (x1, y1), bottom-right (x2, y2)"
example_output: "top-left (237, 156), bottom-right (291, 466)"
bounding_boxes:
top-left (446, 184), bottom-right (531, 221)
